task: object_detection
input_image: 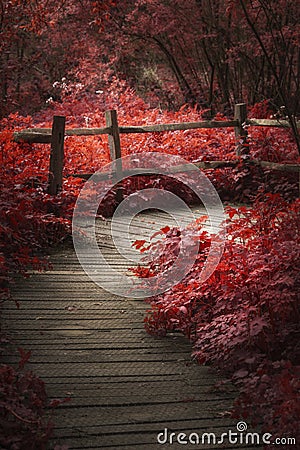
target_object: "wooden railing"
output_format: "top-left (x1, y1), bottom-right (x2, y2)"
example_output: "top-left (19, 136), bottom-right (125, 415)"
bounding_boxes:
top-left (13, 103), bottom-right (300, 196)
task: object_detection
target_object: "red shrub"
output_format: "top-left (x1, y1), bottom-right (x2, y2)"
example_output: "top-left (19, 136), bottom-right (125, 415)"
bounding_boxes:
top-left (137, 195), bottom-right (300, 444)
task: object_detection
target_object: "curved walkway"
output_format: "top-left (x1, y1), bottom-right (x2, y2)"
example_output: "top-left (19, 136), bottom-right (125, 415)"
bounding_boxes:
top-left (2, 207), bottom-right (256, 449)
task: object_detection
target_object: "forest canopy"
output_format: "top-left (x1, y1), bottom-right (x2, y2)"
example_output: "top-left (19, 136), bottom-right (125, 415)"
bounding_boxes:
top-left (1, 0), bottom-right (299, 120)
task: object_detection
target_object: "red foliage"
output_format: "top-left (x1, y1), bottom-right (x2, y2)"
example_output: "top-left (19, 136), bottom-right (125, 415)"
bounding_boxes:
top-left (0, 84), bottom-right (299, 447)
top-left (0, 351), bottom-right (53, 449)
top-left (34, 82), bottom-right (299, 207)
top-left (0, 115), bottom-right (74, 260)
top-left (0, 340), bottom-right (71, 450)
top-left (0, 0), bottom-right (116, 117)
top-left (136, 194), bottom-right (300, 444)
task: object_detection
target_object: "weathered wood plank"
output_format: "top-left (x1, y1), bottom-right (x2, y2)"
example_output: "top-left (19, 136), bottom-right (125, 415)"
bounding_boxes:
top-left (247, 118), bottom-right (300, 128)
top-left (119, 120), bottom-right (238, 133)
top-left (252, 158), bottom-right (300, 173)
top-left (3, 359), bottom-right (213, 377)
top-left (45, 378), bottom-right (224, 396)
top-left (49, 402), bottom-right (232, 425)
top-left (65, 127), bottom-right (111, 136)
top-left (13, 131), bottom-right (52, 143)
top-left (52, 416), bottom-right (233, 434)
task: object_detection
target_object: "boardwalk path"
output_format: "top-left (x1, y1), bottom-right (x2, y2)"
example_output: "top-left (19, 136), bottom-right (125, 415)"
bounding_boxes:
top-left (2, 207), bottom-right (249, 449)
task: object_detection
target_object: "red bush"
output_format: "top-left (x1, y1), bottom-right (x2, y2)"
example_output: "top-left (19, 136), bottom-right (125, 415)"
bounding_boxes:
top-left (136, 194), bottom-right (300, 444)
top-left (0, 351), bottom-right (53, 450)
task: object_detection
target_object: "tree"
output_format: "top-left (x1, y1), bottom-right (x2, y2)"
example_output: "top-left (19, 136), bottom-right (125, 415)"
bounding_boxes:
top-left (1, 0), bottom-right (300, 152)
top-left (95, 0), bottom-right (300, 149)
top-left (0, 0), bottom-right (114, 117)
top-left (237, 0), bottom-right (300, 151)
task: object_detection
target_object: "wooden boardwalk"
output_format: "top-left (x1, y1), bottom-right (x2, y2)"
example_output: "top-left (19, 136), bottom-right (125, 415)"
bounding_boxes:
top-left (2, 207), bottom-right (257, 449)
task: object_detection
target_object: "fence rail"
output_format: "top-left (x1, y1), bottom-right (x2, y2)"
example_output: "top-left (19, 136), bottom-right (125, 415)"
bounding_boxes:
top-left (12, 103), bottom-right (300, 196)
top-left (247, 118), bottom-right (300, 128)
top-left (14, 121), bottom-right (240, 143)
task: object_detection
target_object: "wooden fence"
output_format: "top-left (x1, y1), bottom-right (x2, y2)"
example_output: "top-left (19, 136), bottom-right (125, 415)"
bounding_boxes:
top-left (13, 103), bottom-right (300, 196)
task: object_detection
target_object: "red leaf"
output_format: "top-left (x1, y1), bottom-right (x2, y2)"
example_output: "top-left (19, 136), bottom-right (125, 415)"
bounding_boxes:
top-left (132, 239), bottom-right (146, 250)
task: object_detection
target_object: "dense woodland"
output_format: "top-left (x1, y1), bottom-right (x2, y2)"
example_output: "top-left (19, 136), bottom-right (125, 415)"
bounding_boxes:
top-left (0, 1), bottom-right (299, 448)
top-left (1, 1), bottom-right (299, 116)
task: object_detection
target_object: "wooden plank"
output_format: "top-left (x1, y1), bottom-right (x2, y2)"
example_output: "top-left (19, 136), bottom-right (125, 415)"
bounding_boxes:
top-left (4, 297), bottom-right (142, 306)
top-left (2, 336), bottom-right (167, 346)
top-left (1, 318), bottom-right (145, 329)
top-left (65, 126), bottom-right (111, 136)
top-left (48, 402), bottom-right (231, 425)
top-left (45, 396), bottom-right (234, 409)
top-left (4, 349), bottom-right (191, 364)
top-left (2, 310), bottom-right (144, 319)
top-left (45, 382), bottom-right (234, 399)
top-left (43, 393), bottom-right (235, 408)
top-left (21, 128), bottom-right (51, 133)
top-left (4, 340), bottom-right (178, 350)
top-left (49, 417), bottom-right (250, 450)
top-left (5, 345), bottom-right (189, 357)
top-left (252, 159), bottom-right (300, 173)
top-left (247, 118), bottom-right (300, 128)
top-left (118, 120), bottom-right (238, 133)
top-left (50, 441), bottom-right (240, 450)
top-left (13, 363), bottom-right (214, 379)
top-left (13, 131), bottom-right (52, 143)
top-left (44, 394), bottom-right (233, 409)
top-left (51, 417), bottom-right (233, 431)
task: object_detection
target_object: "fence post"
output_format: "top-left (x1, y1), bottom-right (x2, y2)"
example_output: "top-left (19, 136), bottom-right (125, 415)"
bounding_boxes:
top-left (105, 110), bottom-right (123, 204)
top-left (234, 103), bottom-right (248, 155)
top-left (48, 116), bottom-right (65, 195)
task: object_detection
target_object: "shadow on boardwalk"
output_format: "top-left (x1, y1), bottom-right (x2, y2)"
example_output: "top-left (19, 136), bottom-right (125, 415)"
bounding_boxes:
top-left (2, 208), bottom-right (257, 449)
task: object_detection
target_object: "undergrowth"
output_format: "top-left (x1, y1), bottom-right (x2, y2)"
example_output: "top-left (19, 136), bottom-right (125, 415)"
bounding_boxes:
top-left (133, 194), bottom-right (300, 447)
